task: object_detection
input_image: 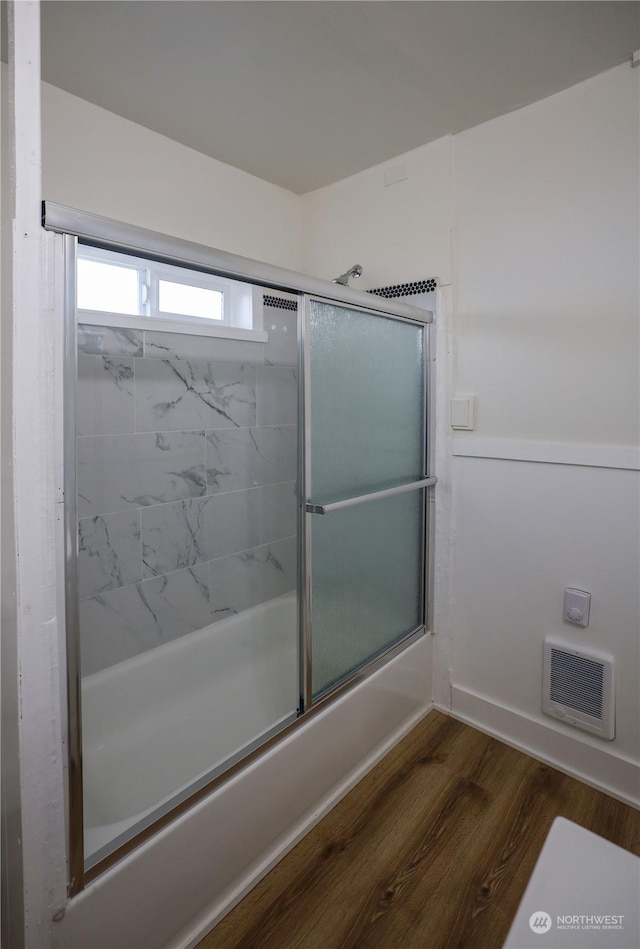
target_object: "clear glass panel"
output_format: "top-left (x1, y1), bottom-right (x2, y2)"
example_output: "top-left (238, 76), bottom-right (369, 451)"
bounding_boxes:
top-left (311, 492), bottom-right (423, 697)
top-left (158, 280), bottom-right (224, 320)
top-left (75, 305), bottom-right (299, 866)
top-left (308, 300), bottom-right (426, 699)
top-left (309, 301), bottom-right (424, 501)
top-left (77, 258), bottom-right (140, 314)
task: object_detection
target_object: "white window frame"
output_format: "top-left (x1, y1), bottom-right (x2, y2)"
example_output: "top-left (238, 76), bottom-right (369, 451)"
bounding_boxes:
top-left (76, 245), bottom-right (148, 317)
top-left (76, 244), bottom-right (265, 340)
top-left (153, 268), bottom-right (225, 324)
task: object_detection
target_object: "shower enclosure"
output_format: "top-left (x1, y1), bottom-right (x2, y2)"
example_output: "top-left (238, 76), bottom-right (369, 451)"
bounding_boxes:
top-left (46, 204), bottom-right (435, 894)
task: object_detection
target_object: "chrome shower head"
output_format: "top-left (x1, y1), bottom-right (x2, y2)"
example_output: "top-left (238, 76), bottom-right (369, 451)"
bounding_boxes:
top-left (332, 264), bottom-right (363, 287)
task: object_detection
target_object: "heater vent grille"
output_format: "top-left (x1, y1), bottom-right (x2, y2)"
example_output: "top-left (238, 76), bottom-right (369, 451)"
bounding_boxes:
top-left (543, 638), bottom-right (615, 740)
top-left (549, 648), bottom-right (604, 719)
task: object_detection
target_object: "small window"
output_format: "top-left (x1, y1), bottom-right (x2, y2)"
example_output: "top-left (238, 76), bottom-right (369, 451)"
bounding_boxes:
top-left (77, 258), bottom-right (140, 315)
top-left (76, 245), bottom-right (258, 330)
top-left (158, 280), bottom-right (223, 321)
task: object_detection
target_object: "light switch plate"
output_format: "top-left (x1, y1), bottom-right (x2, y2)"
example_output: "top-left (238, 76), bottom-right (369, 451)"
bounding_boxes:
top-left (450, 395), bottom-right (476, 430)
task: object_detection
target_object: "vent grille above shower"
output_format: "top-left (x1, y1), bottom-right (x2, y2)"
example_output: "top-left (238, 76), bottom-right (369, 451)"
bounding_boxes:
top-left (542, 638), bottom-right (615, 740)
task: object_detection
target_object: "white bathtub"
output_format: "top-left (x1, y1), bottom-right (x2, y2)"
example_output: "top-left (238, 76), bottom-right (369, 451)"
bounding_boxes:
top-left (82, 592), bottom-right (299, 861)
top-left (56, 610), bottom-right (433, 949)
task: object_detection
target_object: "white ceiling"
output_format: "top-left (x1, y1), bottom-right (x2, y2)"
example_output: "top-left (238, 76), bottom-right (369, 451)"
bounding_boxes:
top-left (39, 1), bottom-right (639, 194)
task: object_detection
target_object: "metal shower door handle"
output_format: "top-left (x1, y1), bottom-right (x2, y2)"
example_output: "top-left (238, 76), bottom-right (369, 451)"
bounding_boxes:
top-left (305, 476), bottom-right (437, 515)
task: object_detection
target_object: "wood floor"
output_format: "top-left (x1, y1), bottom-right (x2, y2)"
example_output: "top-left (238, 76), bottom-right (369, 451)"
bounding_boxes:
top-left (197, 711), bottom-right (640, 949)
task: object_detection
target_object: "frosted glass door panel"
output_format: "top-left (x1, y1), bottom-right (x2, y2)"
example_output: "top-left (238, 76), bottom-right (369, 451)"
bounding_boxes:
top-left (309, 301), bottom-right (424, 501)
top-left (307, 299), bottom-right (427, 700)
top-left (311, 491), bottom-right (423, 697)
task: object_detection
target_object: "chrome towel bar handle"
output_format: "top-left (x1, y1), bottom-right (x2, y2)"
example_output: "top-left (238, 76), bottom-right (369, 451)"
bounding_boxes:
top-left (305, 477), bottom-right (437, 515)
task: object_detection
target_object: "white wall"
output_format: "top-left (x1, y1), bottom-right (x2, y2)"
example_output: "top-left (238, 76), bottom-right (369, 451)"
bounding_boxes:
top-left (450, 458), bottom-right (639, 803)
top-left (41, 83), bottom-right (302, 270)
top-left (449, 64), bottom-right (639, 804)
top-left (454, 64), bottom-right (639, 445)
top-left (302, 63), bottom-right (640, 805)
top-left (301, 135), bottom-right (453, 288)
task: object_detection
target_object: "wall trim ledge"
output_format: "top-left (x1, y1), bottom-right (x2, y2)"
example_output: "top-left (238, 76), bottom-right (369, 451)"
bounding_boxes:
top-left (439, 685), bottom-right (639, 810)
top-left (452, 437), bottom-right (640, 471)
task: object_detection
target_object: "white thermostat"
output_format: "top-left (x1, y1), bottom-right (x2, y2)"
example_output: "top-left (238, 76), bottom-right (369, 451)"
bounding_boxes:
top-left (563, 588), bottom-right (591, 627)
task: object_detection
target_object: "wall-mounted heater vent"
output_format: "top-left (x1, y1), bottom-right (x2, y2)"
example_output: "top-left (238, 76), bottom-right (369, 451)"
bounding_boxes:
top-left (543, 638), bottom-right (615, 740)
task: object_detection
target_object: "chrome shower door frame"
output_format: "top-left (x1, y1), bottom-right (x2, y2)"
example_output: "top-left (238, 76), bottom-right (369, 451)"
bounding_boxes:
top-left (62, 234), bottom-right (85, 895)
top-left (46, 202), bottom-right (435, 894)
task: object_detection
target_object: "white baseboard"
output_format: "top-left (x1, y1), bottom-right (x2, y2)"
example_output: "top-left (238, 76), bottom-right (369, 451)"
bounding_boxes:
top-left (440, 685), bottom-right (639, 809)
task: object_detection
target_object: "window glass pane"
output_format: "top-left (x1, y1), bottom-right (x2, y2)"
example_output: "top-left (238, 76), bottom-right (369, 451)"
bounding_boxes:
top-left (158, 280), bottom-right (223, 320)
top-left (75, 318), bottom-right (298, 867)
top-left (77, 259), bottom-right (140, 315)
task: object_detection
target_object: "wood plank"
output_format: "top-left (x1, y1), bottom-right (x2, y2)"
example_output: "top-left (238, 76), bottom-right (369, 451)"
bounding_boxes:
top-left (197, 712), bottom-right (640, 949)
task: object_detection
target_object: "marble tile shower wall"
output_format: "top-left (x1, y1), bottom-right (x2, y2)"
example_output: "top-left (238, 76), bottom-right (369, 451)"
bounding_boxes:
top-left (77, 305), bottom-right (298, 675)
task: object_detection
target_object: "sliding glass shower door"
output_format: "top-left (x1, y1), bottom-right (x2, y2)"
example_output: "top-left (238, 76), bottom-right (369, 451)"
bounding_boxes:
top-left (50, 201), bottom-right (435, 890)
top-left (304, 298), bottom-right (431, 699)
